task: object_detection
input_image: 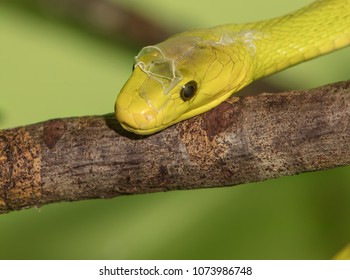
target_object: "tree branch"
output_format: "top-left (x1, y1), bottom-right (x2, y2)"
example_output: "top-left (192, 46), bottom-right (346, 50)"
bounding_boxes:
top-left (1, 80), bottom-right (350, 214)
top-left (4, 0), bottom-right (173, 47)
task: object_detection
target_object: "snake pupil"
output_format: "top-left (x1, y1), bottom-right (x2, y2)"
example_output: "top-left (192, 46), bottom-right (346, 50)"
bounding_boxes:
top-left (180, 81), bottom-right (197, 101)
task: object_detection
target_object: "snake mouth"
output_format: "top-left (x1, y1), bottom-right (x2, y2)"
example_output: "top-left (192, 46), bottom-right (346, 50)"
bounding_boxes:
top-left (115, 65), bottom-right (176, 135)
top-left (115, 103), bottom-right (162, 135)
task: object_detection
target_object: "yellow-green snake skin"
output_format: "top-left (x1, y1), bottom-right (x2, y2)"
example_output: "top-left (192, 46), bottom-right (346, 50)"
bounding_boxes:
top-left (115, 0), bottom-right (350, 135)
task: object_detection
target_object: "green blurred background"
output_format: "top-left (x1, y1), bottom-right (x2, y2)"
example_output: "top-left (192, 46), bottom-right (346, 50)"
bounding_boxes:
top-left (1, 0), bottom-right (350, 259)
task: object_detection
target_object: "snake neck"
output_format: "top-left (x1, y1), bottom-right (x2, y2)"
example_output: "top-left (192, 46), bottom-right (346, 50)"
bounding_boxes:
top-left (218, 0), bottom-right (350, 80)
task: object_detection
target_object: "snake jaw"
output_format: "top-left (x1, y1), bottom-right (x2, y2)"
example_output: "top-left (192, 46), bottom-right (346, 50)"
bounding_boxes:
top-left (116, 104), bottom-right (158, 135)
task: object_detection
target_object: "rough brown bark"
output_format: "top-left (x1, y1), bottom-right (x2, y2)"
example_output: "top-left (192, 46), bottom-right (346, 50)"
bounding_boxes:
top-left (1, 80), bottom-right (350, 214)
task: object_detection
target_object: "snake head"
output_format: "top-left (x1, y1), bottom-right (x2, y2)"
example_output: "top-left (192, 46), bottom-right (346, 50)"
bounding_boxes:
top-left (115, 31), bottom-right (253, 135)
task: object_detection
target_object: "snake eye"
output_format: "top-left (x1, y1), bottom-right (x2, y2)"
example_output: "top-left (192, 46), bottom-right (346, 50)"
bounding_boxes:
top-left (180, 81), bottom-right (197, 101)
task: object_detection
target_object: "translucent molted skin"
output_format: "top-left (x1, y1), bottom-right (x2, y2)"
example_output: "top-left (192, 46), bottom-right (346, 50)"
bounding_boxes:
top-left (115, 0), bottom-right (350, 135)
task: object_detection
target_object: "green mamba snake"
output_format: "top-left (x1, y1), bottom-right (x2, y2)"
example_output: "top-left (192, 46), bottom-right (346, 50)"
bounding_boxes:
top-left (115, 0), bottom-right (350, 135)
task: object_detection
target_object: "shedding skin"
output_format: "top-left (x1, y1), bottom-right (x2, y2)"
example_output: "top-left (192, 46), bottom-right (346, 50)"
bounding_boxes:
top-left (115, 0), bottom-right (350, 135)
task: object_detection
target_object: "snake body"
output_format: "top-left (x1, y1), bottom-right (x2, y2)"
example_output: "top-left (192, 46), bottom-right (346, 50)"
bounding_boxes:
top-left (115, 0), bottom-right (350, 135)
